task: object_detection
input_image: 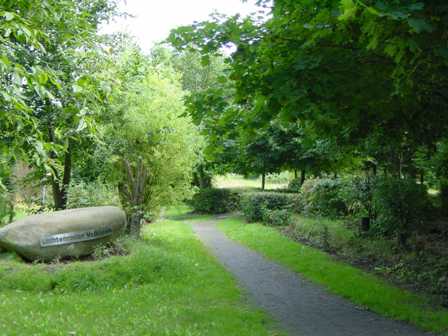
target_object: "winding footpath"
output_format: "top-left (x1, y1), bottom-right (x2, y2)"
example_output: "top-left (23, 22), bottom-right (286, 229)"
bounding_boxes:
top-left (192, 219), bottom-right (433, 336)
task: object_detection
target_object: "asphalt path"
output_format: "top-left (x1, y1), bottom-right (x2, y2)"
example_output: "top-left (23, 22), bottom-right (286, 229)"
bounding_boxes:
top-left (192, 219), bottom-right (433, 336)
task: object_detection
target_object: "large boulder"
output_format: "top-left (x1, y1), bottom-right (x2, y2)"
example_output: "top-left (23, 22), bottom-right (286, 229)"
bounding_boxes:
top-left (0, 206), bottom-right (126, 261)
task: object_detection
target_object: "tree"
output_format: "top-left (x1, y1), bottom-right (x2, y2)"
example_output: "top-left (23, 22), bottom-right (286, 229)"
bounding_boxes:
top-left (1, 0), bottom-right (119, 209)
top-left (98, 45), bottom-right (202, 237)
top-left (169, 0), bottom-right (448, 188)
top-left (151, 47), bottom-right (242, 186)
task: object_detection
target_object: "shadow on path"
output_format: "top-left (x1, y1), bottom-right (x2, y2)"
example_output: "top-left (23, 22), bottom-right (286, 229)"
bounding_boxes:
top-left (192, 219), bottom-right (433, 336)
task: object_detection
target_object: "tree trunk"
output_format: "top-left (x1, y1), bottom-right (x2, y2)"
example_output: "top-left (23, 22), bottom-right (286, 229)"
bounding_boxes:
top-left (118, 158), bottom-right (149, 238)
top-left (7, 199), bottom-right (14, 223)
top-left (300, 169), bottom-right (306, 186)
top-left (129, 211), bottom-right (144, 238)
top-left (51, 142), bottom-right (72, 210)
top-left (294, 169), bottom-right (298, 179)
top-left (261, 172), bottom-right (266, 191)
top-left (441, 180), bottom-right (448, 216)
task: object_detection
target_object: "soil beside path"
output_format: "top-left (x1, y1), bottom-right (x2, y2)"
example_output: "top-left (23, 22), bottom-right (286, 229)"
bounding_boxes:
top-left (192, 219), bottom-right (433, 336)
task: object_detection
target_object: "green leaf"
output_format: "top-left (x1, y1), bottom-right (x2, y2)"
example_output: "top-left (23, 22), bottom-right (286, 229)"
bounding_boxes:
top-left (339, 0), bottom-right (357, 21)
top-left (1, 11), bottom-right (14, 21)
top-left (407, 18), bottom-right (433, 33)
top-left (72, 84), bottom-right (83, 93)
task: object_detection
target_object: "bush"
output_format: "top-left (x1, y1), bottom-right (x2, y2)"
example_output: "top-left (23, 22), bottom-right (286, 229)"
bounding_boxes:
top-left (338, 176), bottom-right (374, 219)
top-left (300, 177), bottom-right (347, 217)
top-left (67, 180), bottom-right (120, 209)
top-left (0, 193), bottom-right (13, 226)
top-left (371, 177), bottom-right (432, 241)
top-left (189, 188), bottom-right (240, 214)
top-left (262, 209), bottom-right (292, 226)
top-left (240, 192), bottom-right (298, 222)
top-left (288, 178), bottom-right (302, 192)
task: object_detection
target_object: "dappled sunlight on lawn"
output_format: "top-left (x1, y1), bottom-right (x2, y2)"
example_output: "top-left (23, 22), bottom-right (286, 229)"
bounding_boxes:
top-left (214, 174), bottom-right (288, 190)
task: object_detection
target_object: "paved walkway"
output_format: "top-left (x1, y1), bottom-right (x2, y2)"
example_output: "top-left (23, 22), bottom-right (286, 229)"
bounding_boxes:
top-left (192, 220), bottom-right (433, 336)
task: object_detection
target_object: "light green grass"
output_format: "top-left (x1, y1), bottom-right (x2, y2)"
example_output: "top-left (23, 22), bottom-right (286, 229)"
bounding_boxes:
top-left (162, 203), bottom-right (193, 218)
top-left (0, 220), bottom-right (281, 335)
top-left (218, 217), bottom-right (448, 335)
top-left (214, 174), bottom-right (288, 190)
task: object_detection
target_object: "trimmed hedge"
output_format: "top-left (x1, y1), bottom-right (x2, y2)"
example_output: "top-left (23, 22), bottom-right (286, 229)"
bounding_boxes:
top-left (189, 188), bottom-right (240, 214)
top-left (240, 192), bottom-right (298, 222)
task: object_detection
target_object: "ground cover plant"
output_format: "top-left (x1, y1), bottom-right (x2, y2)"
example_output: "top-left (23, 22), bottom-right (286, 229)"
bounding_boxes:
top-left (240, 192), bottom-right (298, 222)
top-left (218, 216), bottom-right (448, 335)
top-left (287, 214), bottom-right (448, 308)
top-left (0, 220), bottom-right (280, 335)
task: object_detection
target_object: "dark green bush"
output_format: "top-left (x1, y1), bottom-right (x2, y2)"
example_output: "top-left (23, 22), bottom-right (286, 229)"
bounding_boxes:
top-left (288, 178), bottom-right (302, 192)
top-left (338, 176), bottom-right (374, 219)
top-left (240, 192), bottom-right (298, 222)
top-left (371, 177), bottom-right (432, 241)
top-left (189, 188), bottom-right (240, 214)
top-left (262, 209), bottom-right (292, 226)
top-left (300, 177), bottom-right (347, 218)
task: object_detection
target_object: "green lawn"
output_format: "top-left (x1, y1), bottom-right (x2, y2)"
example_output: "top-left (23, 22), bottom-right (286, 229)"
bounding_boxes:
top-left (214, 174), bottom-right (288, 190)
top-left (0, 220), bottom-right (281, 335)
top-left (218, 217), bottom-right (448, 335)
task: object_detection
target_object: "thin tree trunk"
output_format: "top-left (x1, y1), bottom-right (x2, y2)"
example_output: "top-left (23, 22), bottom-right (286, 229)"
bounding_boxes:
top-left (261, 172), bottom-right (266, 191)
top-left (129, 211), bottom-right (143, 238)
top-left (119, 158), bottom-right (149, 238)
top-left (300, 169), bottom-right (306, 186)
top-left (7, 200), bottom-right (14, 223)
top-left (441, 180), bottom-right (448, 216)
top-left (51, 142), bottom-right (72, 210)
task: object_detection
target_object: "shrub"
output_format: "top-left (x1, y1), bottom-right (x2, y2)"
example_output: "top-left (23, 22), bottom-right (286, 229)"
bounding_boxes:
top-left (338, 176), bottom-right (373, 219)
top-left (0, 193), bottom-right (13, 226)
top-left (240, 192), bottom-right (298, 222)
top-left (67, 180), bottom-right (120, 209)
top-left (262, 209), bottom-right (292, 226)
top-left (189, 188), bottom-right (240, 214)
top-left (300, 177), bottom-right (347, 218)
top-left (371, 177), bottom-right (432, 241)
top-left (288, 178), bottom-right (302, 192)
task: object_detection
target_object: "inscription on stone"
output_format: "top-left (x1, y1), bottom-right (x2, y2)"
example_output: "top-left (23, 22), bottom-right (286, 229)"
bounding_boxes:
top-left (40, 227), bottom-right (113, 247)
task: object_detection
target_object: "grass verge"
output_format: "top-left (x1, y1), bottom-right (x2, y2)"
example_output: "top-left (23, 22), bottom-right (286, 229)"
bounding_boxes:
top-left (218, 217), bottom-right (448, 335)
top-left (0, 220), bottom-right (280, 335)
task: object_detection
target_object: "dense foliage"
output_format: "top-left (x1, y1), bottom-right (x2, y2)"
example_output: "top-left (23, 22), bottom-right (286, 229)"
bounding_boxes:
top-left (189, 188), bottom-right (240, 214)
top-left (168, 0), bottom-right (448, 204)
top-left (0, 1), bottom-right (202, 238)
top-left (371, 177), bottom-right (432, 242)
top-left (300, 178), bottom-right (348, 218)
top-left (240, 192), bottom-right (298, 222)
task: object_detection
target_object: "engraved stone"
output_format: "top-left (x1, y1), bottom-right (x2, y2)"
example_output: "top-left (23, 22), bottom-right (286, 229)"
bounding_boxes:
top-left (0, 206), bottom-right (126, 261)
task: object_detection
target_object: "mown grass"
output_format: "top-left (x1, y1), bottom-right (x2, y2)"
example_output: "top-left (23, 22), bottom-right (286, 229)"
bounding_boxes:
top-left (218, 217), bottom-right (448, 335)
top-left (214, 174), bottom-right (287, 190)
top-left (0, 220), bottom-right (281, 335)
